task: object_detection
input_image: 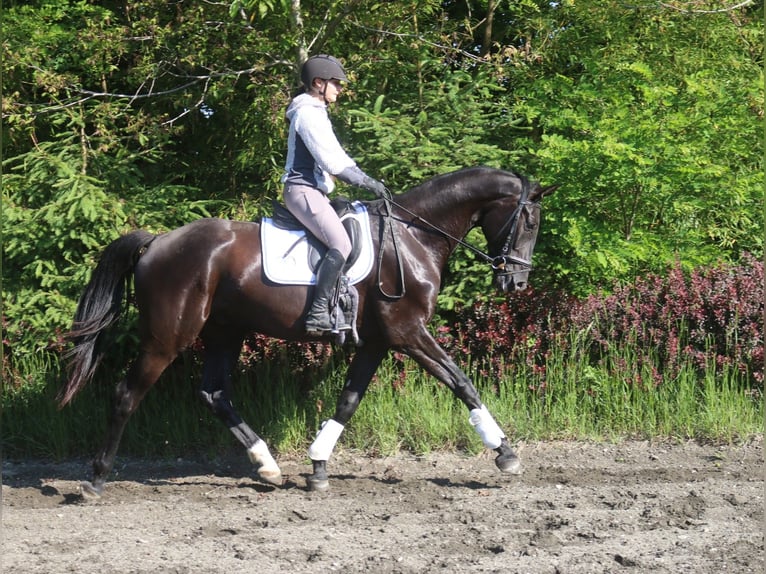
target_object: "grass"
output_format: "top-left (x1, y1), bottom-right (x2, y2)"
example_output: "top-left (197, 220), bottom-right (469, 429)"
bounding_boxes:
top-left (1, 334), bottom-right (763, 461)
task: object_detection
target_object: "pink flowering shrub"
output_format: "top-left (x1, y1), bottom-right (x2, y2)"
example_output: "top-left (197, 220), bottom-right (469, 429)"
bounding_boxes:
top-left (238, 333), bottom-right (335, 376)
top-left (443, 255), bottom-right (764, 388)
top-left (572, 254), bottom-right (763, 385)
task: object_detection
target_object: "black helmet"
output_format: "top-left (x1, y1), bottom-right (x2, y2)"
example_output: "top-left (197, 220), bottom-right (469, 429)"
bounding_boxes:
top-left (300, 55), bottom-right (348, 88)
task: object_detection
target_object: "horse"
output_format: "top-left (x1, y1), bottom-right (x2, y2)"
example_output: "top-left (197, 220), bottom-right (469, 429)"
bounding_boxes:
top-left (59, 166), bottom-right (556, 497)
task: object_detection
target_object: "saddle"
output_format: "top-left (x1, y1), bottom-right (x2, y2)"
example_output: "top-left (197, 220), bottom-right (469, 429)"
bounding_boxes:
top-left (265, 197), bottom-right (370, 346)
top-left (270, 197), bottom-right (363, 272)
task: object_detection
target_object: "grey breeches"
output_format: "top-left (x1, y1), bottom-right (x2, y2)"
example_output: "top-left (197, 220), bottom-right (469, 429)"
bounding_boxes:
top-left (283, 184), bottom-right (352, 259)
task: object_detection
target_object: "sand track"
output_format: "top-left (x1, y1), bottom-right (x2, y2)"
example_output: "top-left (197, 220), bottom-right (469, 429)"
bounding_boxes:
top-left (2, 440), bottom-right (762, 573)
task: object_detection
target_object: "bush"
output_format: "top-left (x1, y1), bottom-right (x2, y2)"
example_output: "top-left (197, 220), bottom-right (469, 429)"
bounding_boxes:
top-left (442, 255), bottom-right (764, 390)
top-left (572, 253), bottom-right (763, 387)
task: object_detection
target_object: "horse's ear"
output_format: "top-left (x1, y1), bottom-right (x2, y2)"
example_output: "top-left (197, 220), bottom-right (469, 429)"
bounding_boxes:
top-left (531, 183), bottom-right (559, 201)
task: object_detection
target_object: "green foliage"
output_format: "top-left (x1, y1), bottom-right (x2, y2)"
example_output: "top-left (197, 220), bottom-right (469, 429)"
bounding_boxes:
top-left (493, 338), bottom-right (762, 442)
top-left (2, 0), bottom-right (762, 363)
top-left (348, 66), bottom-right (522, 187)
top-left (510, 0), bottom-right (763, 293)
top-left (346, 65), bottom-right (525, 309)
top-left (3, 133), bottom-right (127, 354)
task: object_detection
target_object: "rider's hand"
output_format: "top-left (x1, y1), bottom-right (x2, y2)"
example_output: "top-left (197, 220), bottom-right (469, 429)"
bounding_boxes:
top-left (336, 166), bottom-right (390, 199)
top-left (363, 176), bottom-right (388, 199)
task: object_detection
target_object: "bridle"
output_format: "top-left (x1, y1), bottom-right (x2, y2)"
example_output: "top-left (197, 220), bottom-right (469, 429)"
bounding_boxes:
top-left (487, 178), bottom-right (535, 276)
top-left (375, 178), bottom-right (537, 298)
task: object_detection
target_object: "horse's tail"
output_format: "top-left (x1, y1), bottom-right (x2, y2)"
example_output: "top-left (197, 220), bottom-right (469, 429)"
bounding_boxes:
top-left (58, 230), bottom-right (156, 407)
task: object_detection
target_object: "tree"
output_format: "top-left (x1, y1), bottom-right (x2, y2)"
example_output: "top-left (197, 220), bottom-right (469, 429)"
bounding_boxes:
top-left (504, 0), bottom-right (763, 293)
top-left (2, 0), bottom-right (762, 357)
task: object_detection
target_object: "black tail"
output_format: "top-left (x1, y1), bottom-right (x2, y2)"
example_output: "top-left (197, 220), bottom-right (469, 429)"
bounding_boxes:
top-left (58, 230), bottom-right (155, 407)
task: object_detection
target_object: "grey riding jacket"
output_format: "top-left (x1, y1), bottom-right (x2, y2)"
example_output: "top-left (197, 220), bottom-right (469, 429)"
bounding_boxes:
top-left (281, 93), bottom-right (369, 194)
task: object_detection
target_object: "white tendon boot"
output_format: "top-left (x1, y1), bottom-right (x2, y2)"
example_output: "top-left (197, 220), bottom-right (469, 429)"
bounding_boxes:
top-left (308, 419), bottom-right (345, 461)
top-left (247, 439), bottom-right (282, 485)
top-left (469, 404), bottom-right (506, 449)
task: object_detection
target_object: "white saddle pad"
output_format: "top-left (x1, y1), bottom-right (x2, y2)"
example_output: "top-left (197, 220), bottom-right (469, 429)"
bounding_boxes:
top-left (261, 201), bottom-right (374, 286)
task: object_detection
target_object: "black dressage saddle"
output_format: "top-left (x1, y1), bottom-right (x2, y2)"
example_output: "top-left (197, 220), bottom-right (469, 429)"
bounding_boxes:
top-left (269, 197), bottom-right (363, 273)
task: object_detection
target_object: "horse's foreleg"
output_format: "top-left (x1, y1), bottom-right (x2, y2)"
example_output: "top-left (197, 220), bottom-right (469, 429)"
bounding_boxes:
top-left (199, 345), bottom-right (281, 486)
top-left (82, 352), bottom-right (171, 499)
top-left (404, 336), bottom-right (522, 476)
top-left (307, 345), bottom-right (387, 491)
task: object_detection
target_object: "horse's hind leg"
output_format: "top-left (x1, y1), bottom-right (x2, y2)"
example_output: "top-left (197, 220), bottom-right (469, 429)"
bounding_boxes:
top-left (81, 351), bottom-right (173, 499)
top-left (198, 340), bottom-right (282, 486)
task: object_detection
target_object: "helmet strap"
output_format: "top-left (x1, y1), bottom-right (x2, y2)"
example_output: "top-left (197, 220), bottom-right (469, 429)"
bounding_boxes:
top-left (319, 80), bottom-right (331, 105)
top-left (309, 79), bottom-right (331, 105)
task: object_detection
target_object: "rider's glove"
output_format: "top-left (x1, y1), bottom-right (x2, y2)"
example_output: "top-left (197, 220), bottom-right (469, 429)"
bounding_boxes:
top-left (361, 176), bottom-right (387, 198)
top-left (337, 165), bottom-right (389, 199)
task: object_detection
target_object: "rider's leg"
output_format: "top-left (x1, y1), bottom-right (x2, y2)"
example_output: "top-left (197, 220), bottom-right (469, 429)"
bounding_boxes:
top-left (283, 184), bottom-right (352, 333)
top-left (305, 248), bottom-right (346, 333)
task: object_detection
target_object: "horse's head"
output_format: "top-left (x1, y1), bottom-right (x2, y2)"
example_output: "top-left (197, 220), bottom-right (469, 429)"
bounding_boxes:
top-left (481, 179), bottom-right (557, 293)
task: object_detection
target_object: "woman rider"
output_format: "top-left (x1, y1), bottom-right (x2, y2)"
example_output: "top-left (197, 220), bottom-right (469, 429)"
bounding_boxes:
top-left (282, 55), bottom-right (386, 335)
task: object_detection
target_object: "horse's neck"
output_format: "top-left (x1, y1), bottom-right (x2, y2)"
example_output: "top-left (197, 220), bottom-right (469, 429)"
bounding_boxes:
top-left (403, 173), bottom-right (510, 237)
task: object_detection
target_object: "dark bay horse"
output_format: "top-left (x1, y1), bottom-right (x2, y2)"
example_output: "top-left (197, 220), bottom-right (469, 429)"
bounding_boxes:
top-left (59, 166), bottom-right (556, 497)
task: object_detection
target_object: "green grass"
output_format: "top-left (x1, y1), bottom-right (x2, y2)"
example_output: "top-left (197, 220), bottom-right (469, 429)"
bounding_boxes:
top-left (2, 336), bottom-right (762, 460)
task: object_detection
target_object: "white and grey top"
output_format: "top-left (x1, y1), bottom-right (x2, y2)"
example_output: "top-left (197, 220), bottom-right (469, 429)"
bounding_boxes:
top-left (281, 93), bottom-right (361, 194)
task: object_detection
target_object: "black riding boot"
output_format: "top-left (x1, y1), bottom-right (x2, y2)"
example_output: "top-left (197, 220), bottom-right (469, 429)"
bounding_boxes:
top-left (305, 248), bottom-right (346, 335)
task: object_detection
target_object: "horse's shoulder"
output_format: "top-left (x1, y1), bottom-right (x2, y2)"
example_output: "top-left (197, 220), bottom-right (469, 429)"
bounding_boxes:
top-left (188, 217), bottom-right (235, 229)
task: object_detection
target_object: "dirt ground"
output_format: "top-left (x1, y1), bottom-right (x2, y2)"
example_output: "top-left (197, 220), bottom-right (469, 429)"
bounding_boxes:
top-left (2, 439), bottom-right (763, 574)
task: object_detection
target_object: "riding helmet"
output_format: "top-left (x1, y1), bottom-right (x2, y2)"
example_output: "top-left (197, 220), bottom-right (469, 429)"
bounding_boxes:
top-left (301, 55), bottom-right (348, 88)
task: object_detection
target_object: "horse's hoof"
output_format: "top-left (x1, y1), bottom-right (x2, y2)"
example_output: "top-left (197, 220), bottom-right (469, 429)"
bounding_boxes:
top-left (257, 467), bottom-right (283, 486)
top-left (306, 475), bottom-right (330, 492)
top-left (495, 452), bottom-right (522, 475)
top-left (79, 481), bottom-right (103, 500)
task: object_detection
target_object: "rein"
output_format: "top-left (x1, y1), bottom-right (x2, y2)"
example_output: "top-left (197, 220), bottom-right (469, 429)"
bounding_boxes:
top-left (375, 180), bottom-right (534, 298)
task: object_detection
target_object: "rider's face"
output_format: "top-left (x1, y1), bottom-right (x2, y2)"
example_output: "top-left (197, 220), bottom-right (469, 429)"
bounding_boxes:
top-left (314, 78), bottom-right (343, 103)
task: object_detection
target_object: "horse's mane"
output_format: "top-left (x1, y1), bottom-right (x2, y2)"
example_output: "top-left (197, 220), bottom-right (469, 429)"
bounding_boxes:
top-left (398, 166), bottom-right (528, 206)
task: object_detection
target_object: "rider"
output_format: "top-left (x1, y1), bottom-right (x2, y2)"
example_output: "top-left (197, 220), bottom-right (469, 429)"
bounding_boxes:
top-left (282, 54), bottom-right (386, 335)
